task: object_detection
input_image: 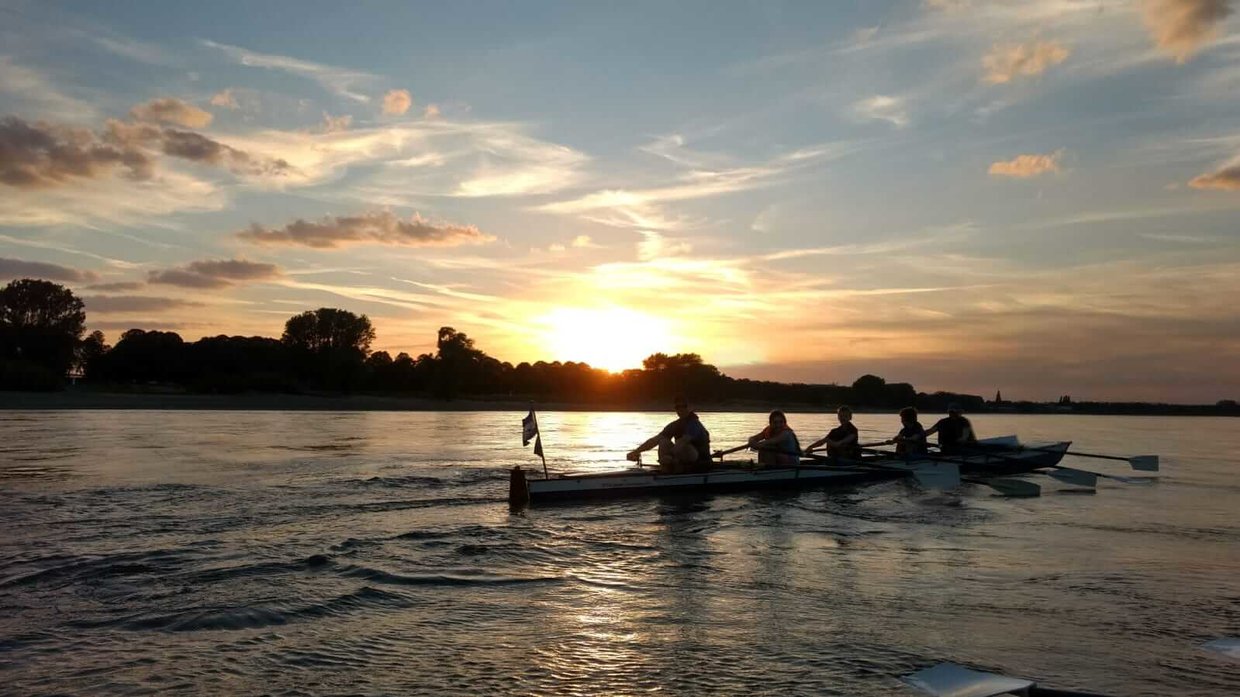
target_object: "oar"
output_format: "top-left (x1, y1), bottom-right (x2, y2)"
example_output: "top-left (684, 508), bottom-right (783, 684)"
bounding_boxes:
top-left (804, 452), bottom-right (962, 491)
top-left (905, 662), bottom-right (1113, 697)
top-left (862, 448), bottom-right (1042, 497)
top-left (1203, 637), bottom-right (1240, 661)
top-left (712, 444), bottom-right (750, 460)
top-left (932, 446), bottom-right (1151, 487)
top-left (1021, 445), bottom-right (1159, 472)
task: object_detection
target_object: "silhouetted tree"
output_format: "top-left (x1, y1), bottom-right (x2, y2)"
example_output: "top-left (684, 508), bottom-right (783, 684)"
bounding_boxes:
top-left (93, 329), bottom-right (188, 384)
top-left (0, 278), bottom-right (86, 388)
top-left (282, 308), bottom-right (375, 355)
top-left (281, 308), bottom-right (375, 390)
top-left (851, 374), bottom-right (887, 406)
top-left (76, 330), bottom-right (108, 375)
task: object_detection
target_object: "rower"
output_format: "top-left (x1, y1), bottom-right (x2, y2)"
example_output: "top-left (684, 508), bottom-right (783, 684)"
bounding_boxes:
top-left (923, 402), bottom-right (977, 455)
top-left (747, 410), bottom-right (802, 467)
top-left (626, 396), bottom-right (712, 473)
top-left (882, 406), bottom-right (927, 457)
top-left (804, 406), bottom-right (860, 461)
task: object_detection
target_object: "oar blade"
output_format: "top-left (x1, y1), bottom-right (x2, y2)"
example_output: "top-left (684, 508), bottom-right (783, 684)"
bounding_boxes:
top-left (1128, 455), bottom-right (1159, 472)
top-left (1202, 637), bottom-right (1240, 661)
top-left (980, 477), bottom-right (1041, 497)
top-left (904, 662), bottom-right (1033, 697)
top-left (1104, 474), bottom-right (1157, 484)
top-left (1046, 467), bottom-right (1098, 488)
top-left (911, 463), bottom-right (961, 491)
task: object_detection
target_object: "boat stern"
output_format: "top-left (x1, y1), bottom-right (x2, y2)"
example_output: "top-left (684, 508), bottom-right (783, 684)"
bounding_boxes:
top-left (509, 466), bottom-right (530, 510)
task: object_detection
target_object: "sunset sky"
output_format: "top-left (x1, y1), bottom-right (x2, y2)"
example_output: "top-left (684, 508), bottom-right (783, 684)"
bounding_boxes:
top-left (2, 1), bottom-right (1238, 402)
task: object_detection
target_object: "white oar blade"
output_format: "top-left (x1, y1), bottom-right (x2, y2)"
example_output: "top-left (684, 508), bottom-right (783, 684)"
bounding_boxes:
top-left (1129, 455), bottom-right (1159, 472)
top-left (1047, 467), bottom-right (1098, 488)
top-left (904, 663), bottom-right (1033, 697)
top-left (982, 478), bottom-right (1041, 497)
top-left (912, 463), bottom-right (961, 490)
top-left (1203, 637), bottom-right (1240, 661)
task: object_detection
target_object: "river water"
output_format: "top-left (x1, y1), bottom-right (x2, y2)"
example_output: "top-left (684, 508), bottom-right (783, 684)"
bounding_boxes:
top-left (0, 410), bottom-right (1237, 696)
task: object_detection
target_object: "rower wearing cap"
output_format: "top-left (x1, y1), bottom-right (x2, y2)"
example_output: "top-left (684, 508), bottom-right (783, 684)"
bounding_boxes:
top-left (804, 406), bottom-right (861, 461)
top-left (924, 403), bottom-right (977, 455)
top-left (627, 396), bottom-right (712, 473)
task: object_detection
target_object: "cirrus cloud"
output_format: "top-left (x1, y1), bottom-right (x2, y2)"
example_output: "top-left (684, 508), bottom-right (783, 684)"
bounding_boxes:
top-left (83, 295), bottom-right (203, 313)
top-left (238, 210), bottom-right (494, 249)
top-left (988, 149), bottom-right (1064, 178)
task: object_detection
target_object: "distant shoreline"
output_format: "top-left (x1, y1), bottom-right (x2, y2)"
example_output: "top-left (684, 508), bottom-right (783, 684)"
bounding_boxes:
top-left (0, 389), bottom-right (1235, 416)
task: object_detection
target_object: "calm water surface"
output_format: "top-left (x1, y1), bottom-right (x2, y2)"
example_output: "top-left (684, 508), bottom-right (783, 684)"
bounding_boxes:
top-left (1, 411), bottom-right (1237, 696)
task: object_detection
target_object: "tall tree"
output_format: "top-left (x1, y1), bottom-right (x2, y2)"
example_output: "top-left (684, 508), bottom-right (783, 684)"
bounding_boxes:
top-left (282, 308), bottom-right (375, 355)
top-left (281, 308), bottom-right (375, 390)
top-left (0, 278), bottom-right (86, 380)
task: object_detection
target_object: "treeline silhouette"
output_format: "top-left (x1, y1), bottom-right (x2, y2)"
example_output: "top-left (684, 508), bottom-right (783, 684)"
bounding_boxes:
top-left (4, 277), bottom-right (1238, 414)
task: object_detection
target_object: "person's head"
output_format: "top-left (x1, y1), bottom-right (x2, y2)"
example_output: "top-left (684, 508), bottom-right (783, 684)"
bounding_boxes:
top-left (947, 402), bottom-right (963, 416)
top-left (899, 406), bottom-right (918, 424)
top-left (768, 410), bottom-right (787, 429)
top-left (837, 405), bottom-right (853, 423)
top-left (674, 395), bottom-right (690, 417)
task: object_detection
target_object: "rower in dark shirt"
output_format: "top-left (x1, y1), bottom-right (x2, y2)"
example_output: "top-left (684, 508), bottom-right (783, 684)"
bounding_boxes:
top-left (883, 406), bottom-right (927, 457)
top-left (805, 406), bottom-right (861, 460)
top-left (924, 403), bottom-right (977, 455)
top-left (627, 396), bottom-right (712, 473)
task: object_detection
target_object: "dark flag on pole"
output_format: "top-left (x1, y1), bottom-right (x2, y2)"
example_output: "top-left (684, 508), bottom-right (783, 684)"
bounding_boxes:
top-left (523, 409), bottom-right (547, 477)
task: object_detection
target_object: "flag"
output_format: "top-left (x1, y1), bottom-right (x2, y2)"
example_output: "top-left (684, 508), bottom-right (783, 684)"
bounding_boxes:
top-left (523, 409), bottom-right (547, 476)
top-left (522, 409), bottom-right (538, 446)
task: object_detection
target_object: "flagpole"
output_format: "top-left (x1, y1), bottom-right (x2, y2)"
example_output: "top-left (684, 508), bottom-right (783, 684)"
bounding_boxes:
top-left (533, 410), bottom-right (548, 479)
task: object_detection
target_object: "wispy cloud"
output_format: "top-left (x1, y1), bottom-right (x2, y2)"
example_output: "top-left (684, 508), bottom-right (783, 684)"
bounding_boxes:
top-left (0, 56), bottom-right (97, 122)
top-left (988, 149), bottom-right (1064, 178)
top-left (201, 39), bottom-right (376, 102)
top-left (851, 95), bottom-right (909, 127)
top-left (539, 144), bottom-right (851, 231)
top-left (222, 120), bottom-right (589, 199)
top-left (85, 281), bottom-right (146, 292)
top-left (238, 210), bottom-right (494, 249)
top-left (83, 295), bottom-right (203, 313)
top-left (0, 257), bottom-right (99, 282)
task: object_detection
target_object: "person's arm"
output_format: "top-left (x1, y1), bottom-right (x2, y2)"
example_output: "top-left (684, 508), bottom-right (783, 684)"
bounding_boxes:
top-left (804, 434), bottom-right (828, 453)
top-left (753, 430), bottom-right (791, 451)
top-left (627, 425), bottom-right (672, 460)
top-left (923, 422), bottom-right (941, 438)
top-left (747, 430), bottom-right (765, 448)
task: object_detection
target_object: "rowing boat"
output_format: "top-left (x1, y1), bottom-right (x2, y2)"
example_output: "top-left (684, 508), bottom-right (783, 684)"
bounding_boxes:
top-left (509, 435), bottom-right (1069, 507)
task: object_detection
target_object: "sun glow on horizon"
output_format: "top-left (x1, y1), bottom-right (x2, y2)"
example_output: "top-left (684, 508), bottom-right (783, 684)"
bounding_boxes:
top-left (539, 306), bottom-right (677, 372)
